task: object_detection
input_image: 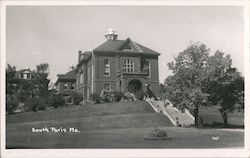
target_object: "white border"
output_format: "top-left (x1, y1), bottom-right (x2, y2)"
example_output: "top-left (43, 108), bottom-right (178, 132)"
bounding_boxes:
top-left (1, 1), bottom-right (250, 158)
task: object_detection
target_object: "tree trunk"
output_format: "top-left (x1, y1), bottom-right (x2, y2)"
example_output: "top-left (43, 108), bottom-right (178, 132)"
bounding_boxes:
top-left (219, 110), bottom-right (228, 125)
top-left (194, 105), bottom-right (199, 127)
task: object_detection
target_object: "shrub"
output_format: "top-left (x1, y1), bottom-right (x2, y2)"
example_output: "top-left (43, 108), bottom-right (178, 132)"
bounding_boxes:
top-left (145, 127), bottom-right (170, 140)
top-left (135, 90), bottom-right (145, 100)
top-left (47, 94), bottom-right (65, 108)
top-left (6, 95), bottom-right (19, 114)
top-left (124, 92), bottom-right (136, 101)
top-left (113, 91), bottom-right (124, 102)
top-left (25, 97), bottom-right (40, 112)
top-left (71, 92), bottom-right (83, 105)
top-left (37, 98), bottom-right (47, 110)
top-left (90, 93), bottom-right (101, 104)
top-left (100, 89), bottom-right (113, 102)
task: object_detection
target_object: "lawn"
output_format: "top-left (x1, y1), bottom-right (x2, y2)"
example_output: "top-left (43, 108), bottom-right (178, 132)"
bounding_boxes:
top-left (199, 106), bottom-right (244, 126)
top-left (6, 101), bottom-right (244, 148)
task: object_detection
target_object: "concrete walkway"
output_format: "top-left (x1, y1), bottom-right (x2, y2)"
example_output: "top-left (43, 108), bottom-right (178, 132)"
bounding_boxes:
top-left (147, 99), bottom-right (194, 127)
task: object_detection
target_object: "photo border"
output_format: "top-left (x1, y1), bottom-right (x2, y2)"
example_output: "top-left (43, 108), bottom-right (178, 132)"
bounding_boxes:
top-left (1, 0), bottom-right (249, 157)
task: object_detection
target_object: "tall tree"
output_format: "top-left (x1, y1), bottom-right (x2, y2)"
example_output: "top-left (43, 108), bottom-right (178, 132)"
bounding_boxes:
top-left (6, 64), bottom-right (18, 96)
top-left (34, 63), bottom-right (50, 99)
top-left (36, 63), bottom-right (49, 73)
top-left (165, 44), bottom-right (244, 126)
top-left (204, 51), bottom-right (244, 124)
top-left (165, 42), bottom-right (209, 126)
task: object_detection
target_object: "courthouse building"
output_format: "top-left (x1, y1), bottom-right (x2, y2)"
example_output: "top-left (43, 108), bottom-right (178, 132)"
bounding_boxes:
top-left (75, 29), bottom-right (161, 100)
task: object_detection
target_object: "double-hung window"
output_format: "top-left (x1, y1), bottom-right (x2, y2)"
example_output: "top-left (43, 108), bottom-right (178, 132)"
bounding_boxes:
top-left (104, 59), bottom-right (110, 76)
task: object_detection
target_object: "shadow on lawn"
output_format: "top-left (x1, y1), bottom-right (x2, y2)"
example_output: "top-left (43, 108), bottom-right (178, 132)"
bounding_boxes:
top-left (202, 122), bottom-right (244, 129)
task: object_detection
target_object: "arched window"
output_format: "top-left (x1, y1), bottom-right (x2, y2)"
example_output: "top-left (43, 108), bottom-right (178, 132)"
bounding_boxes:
top-left (104, 59), bottom-right (110, 76)
top-left (123, 59), bottom-right (134, 73)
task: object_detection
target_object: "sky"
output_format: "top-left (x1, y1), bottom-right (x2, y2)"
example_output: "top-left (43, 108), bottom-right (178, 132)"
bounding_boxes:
top-left (6, 5), bottom-right (245, 83)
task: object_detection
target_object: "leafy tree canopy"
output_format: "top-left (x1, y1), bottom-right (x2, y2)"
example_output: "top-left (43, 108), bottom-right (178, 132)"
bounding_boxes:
top-left (164, 42), bottom-right (244, 125)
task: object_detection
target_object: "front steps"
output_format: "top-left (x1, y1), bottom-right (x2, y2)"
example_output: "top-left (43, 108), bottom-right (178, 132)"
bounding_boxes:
top-left (147, 99), bottom-right (194, 127)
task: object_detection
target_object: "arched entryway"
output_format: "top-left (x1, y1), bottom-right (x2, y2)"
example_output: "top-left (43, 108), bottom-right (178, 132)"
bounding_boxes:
top-left (128, 79), bottom-right (142, 94)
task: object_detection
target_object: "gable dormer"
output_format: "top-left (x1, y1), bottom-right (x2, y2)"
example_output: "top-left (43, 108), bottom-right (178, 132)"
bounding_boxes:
top-left (118, 38), bottom-right (143, 52)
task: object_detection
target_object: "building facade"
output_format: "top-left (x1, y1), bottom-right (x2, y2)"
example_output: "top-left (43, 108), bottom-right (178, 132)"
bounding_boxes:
top-left (76, 29), bottom-right (160, 100)
top-left (55, 67), bottom-right (76, 104)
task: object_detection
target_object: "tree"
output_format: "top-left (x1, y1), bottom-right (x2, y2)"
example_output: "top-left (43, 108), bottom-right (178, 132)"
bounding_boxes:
top-left (165, 42), bottom-right (209, 126)
top-left (6, 64), bottom-right (17, 96)
top-left (203, 51), bottom-right (244, 124)
top-left (164, 43), bottom-right (244, 126)
top-left (36, 63), bottom-right (49, 73)
top-left (34, 63), bottom-right (50, 99)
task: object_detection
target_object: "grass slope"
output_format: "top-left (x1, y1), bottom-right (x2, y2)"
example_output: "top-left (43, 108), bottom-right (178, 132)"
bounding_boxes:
top-left (6, 101), bottom-right (244, 148)
top-left (199, 106), bottom-right (244, 126)
top-left (7, 101), bottom-right (155, 124)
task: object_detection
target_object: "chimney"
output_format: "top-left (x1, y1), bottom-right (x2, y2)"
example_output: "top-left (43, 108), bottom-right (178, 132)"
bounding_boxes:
top-left (78, 50), bottom-right (82, 63)
top-left (105, 28), bottom-right (118, 41)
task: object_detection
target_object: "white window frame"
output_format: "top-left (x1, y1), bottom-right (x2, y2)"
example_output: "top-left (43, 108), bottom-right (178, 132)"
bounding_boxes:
top-left (79, 72), bottom-right (83, 84)
top-left (63, 83), bottom-right (68, 90)
top-left (23, 73), bottom-right (27, 79)
top-left (124, 59), bottom-right (134, 73)
top-left (147, 61), bottom-right (151, 78)
top-left (104, 59), bottom-right (110, 76)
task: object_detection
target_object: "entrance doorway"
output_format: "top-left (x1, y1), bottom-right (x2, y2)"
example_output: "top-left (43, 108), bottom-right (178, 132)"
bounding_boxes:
top-left (128, 79), bottom-right (142, 94)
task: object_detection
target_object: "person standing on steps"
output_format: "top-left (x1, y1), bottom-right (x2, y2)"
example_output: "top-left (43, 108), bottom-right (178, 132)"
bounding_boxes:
top-left (176, 117), bottom-right (180, 127)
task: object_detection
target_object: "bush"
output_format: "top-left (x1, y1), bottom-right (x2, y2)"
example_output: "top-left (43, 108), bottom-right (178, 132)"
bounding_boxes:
top-left (6, 95), bottom-right (19, 114)
top-left (135, 90), bottom-right (145, 100)
top-left (71, 92), bottom-right (83, 105)
top-left (124, 92), bottom-right (136, 101)
top-left (145, 127), bottom-right (170, 140)
top-left (90, 93), bottom-right (101, 104)
top-left (100, 89), bottom-right (113, 102)
top-left (24, 97), bottom-right (41, 112)
top-left (37, 98), bottom-right (47, 110)
top-left (47, 94), bottom-right (65, 108)
top-left (113, 91), bottom-right (124, 102)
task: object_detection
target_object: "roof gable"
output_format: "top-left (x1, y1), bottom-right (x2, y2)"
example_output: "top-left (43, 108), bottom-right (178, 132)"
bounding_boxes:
top-left (93, 38), bottom-right (160, 56)
top-left (118, 38), bottom-right (143, 53)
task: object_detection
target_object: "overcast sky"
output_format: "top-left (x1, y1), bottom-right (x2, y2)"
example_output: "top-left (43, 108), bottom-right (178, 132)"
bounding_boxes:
top-left (6, 5), bottom-right (245, 83)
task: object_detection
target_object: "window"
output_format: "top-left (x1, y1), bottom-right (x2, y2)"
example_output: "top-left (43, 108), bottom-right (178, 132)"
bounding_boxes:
top-left (123, 45), bottom-right (133, 51)
top-left (69, 97), bottom-right (73, 104)
top-left (145, 61), bottom-right (151, 78)
top-left (71, 83), bottom-right (75, 90)
top-left (80, 72), bottom-right (83, 84)
top-left (63, 83), bottom-right (68, 90)
top-left (19, 74), bottom-right (24, 79)
top-left (104, 83), bottom-right (111, 90)
top-left (87, 65), bottom-right (91, 82)
top-left (104, 59), bottom-right (110, 76)
top-left (123, 59), bottom-right (134, 73)
top-left (27, 73), bottom-right (31, 79)
top-left (87, 87), bottom-right (91, 98)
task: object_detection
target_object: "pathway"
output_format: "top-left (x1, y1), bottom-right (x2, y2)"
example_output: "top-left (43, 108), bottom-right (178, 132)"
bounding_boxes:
top-left (147, 99), bottom-right (194, 127)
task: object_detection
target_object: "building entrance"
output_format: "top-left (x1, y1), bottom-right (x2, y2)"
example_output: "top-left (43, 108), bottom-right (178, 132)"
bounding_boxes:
top-left (128, 79), bottom-right (142, 94)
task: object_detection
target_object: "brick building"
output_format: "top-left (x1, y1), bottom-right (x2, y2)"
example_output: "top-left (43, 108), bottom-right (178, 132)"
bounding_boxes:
top-left (55, 66), bottom-right (76, 104)
top-left (75, 29), bottom-right (160, 100)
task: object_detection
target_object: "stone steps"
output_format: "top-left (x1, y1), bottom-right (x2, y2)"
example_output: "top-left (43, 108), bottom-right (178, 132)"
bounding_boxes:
top-left (149, 100), bottom-right (194, 127)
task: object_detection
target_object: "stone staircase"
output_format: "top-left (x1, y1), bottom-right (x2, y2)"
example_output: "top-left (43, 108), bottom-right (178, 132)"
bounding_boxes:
top-left (147, 99), bottom-right (194, 127)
